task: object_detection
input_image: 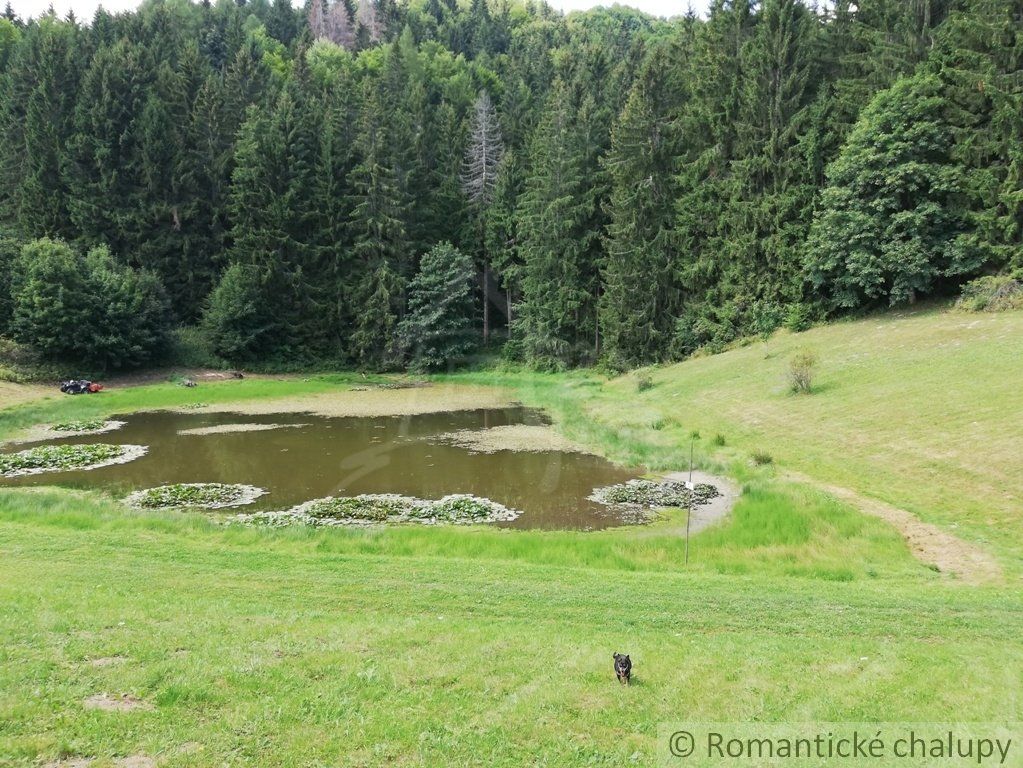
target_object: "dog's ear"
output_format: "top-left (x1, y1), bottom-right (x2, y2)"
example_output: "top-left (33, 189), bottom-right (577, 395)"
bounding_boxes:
top-left (625, 655), bottom-right (630, 661)
top-left (613, 652), bottom-right (618, 659)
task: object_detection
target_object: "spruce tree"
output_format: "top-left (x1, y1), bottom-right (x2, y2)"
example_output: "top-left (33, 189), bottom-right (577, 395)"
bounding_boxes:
top-left (0, 17), bottom-right (19, 72)
top-left (600, 52), bottom-right (681, 368)
top-left (202, 262), bottom-right (273, 363)
top-left (671, 1), bottom-right (754, 353)
top-left (227, 90), bottom-right (320, 356)
top-left (0, 17), bottom-right (82, 240)
top-left (515, 83), bottom-right (593, 369)
top-left (326, 0), bottom-right (356, 49)
top-left (725, 0), bottom-right (819, 317)
top-left (0, 229), bottom-right (19, 334)
top-left (923, 0), bottom-right (1023, 271)
top-left (67, 38), bottom-right (148, 257)
top-left (397, 242), bottom-right (477, 370)
top-left (347, 78), bottom-right (410, 367)
top-left (462, 90), bottom-right (503, 207)
top-left (180, 71), bottom-right (235, 319)
top-left (307, 73), bottom-right (359, 356)
top-left (266, 0), bottom-right (298, 47)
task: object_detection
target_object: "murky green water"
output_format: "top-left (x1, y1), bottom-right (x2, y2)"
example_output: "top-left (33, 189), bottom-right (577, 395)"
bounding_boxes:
top-left (0, 408), bottom-right (642, 529)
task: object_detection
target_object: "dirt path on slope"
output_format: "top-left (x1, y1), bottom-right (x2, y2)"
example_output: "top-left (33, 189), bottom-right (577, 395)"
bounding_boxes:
top-left (786, 470), bottom-right (1002, 585)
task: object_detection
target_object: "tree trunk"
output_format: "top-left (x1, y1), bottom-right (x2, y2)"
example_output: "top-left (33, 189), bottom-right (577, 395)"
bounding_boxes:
top-left (482, 265), bottom-right (490, 343)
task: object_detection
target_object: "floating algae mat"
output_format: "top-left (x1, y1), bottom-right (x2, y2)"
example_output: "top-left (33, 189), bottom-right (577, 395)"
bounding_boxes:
top-left (0, 408), bottom-right (642, 529)
top-left (0, 443), bottom-right (146, 478)
top-left (235, 493), bottom-right (522, 528)
top-left (125, 483), bottom-right (267, 510)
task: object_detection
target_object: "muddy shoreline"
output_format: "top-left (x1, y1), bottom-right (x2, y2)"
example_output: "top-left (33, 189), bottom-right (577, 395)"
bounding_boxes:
top-left (170, 383), bottom-right (516, 419)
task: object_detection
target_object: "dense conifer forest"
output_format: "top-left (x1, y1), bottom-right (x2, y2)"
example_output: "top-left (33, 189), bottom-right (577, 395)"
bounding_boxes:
top-left (0, 0), bottom-right (1020, 371)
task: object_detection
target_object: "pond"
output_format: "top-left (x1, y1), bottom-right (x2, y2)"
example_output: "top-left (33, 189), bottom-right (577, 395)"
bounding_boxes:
top-left (0, 407), bottom-right (643, 529)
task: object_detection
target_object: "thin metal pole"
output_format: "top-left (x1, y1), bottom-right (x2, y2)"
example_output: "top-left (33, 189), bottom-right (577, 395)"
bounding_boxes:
top-left (686, 433), bottom-right (695, 565)
top-left (685, 497), bottom-right (691, 566)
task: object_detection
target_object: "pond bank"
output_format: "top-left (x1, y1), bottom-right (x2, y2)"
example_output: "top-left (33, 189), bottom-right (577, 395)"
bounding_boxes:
top-left (171, 382), bottom-right (515, 419)
top-left (647, 470), bottom-right (740, 536)
top-left (437, 424), bottom-right (596, 455)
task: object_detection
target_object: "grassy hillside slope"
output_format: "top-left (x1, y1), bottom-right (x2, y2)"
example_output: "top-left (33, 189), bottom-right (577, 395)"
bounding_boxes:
top-left (456, 306), bottom-right (1023, 569)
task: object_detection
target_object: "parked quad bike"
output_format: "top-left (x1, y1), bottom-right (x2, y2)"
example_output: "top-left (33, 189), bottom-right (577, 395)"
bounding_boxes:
top-left (60, 380), bottom-right (103, 395)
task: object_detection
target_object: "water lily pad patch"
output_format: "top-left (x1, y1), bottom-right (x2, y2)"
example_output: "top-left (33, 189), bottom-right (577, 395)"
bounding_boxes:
top-left (589, 479), bottom-right (720, 510)
top-left (0, 444), bottom-right (147, 478)
top-left (50, 419), bottom-right (126, 434)
top-left (231, 493), bottom-right (521, 528)
top-left (125, 483), bottom-right (267, 510)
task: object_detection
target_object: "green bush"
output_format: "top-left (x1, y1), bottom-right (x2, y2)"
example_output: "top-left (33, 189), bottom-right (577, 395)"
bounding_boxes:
top-left (9, 239), bottom-right (172, 371)
top-left (955, 275), bottom-right (1023, 312)
top-left (784, 303), bottom-right (813, 332)
top-left (750, 299), bottom-right (784, 341)
top-left (788, 349), bottom-right (818, 394)
top-left (201, 263), bottom-right (276, 365)
top-left (636, 373), bottom-right (654, 392)
top-left (750, 449), bottom-right (774, 466)
top-left (805, 74), bottom-right (982, 309)
top-left (0, 338), bottom-right (63, 382)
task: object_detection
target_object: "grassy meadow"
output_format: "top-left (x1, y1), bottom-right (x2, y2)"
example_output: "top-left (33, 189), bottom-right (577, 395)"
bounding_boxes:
top-left (1, 305), bottom-right (1022, 766)
top-left (451, 305), bottom-right (1023, 570)
top-left (1, 491), bottom-right (1020, 767)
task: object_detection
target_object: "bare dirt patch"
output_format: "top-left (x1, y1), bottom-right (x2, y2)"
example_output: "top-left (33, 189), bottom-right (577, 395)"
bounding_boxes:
top-left (104, 367), bottom-right (252, 388)
top-left (88, 655), bottom-right (128, 667)
top-left (41, 751), bottom-right (154, 766)
top-left (177, 422), bottom-right (306, 436)
top-left (115, 756), bottom-right (156, 768)
top-left (178, 383), bottom-right (514, 418)
top-left (83, 693), bottom-right (154, 712)
top-left (787, 471), bottom-right (1003, 585)
top-left (438, 424), bottom-right (595, 455)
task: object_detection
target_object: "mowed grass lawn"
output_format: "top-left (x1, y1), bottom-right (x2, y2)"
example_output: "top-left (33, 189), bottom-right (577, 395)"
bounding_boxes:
top-left (1, 492), bottom-right (1021, 767)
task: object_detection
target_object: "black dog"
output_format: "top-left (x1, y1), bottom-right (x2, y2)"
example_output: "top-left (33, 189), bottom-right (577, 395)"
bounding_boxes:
top-left (613, 652), bottom-right (631, 685)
